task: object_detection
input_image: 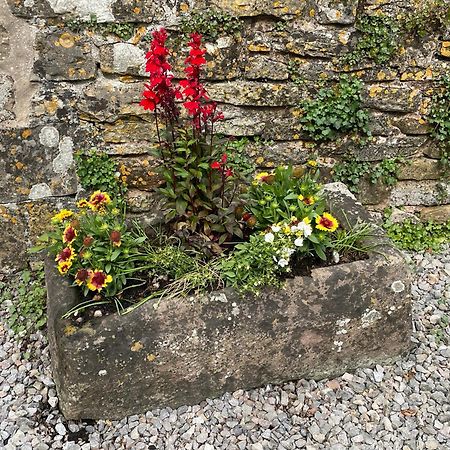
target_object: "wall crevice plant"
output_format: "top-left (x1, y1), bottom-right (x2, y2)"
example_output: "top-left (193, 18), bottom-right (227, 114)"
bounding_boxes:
top-left (298, 75), bottom-right (370, 142)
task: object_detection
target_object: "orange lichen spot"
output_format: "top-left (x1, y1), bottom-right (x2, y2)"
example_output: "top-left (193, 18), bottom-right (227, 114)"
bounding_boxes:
top-left (21, 129), bottom-right (32, 139)
top-left (338, 31), bottom-right (350, 45)
top-left (58, 32), bottom-right (75, 49)
top-left (131, 341), bottom-right (144, 352)
top-left (15, 176), bottom-right (23, 183)
top-left (133, 6), bottom-right (141, 14)
top-left (146, 353), bottom-right (157, 362)
top-left (369, 86), bottom-right (382, 98)
top-left (309, 8), bottom-right (315, 17)
top-left (248, 44), bottom-right (270, 52)
top-left (400, 72), bottom-right (413, 81)
top-left (425, 67), bottom-right (433, 79)
top-left (44, 98), bottom-right (59, 115)
top-left (15, 162), bottom-right (25, 170)
top-left (17, 187), bottom-right (30, 195)
top-left (440, 41), bottom-right (450, 58)
top-left (67, 67), bottom-right (76, 77)
top-left (64, 325), bottom-right (77, 336)
top-left (414, 70), bottom-right (424, 80)
top-left (119, 75), bottom-right (135, 83)
top-left (180, 2), bottom-right (189, 12)
top-left (255, 156), bottom-right (264, 165)
top-left (377, 71), bottom-right (386, 81)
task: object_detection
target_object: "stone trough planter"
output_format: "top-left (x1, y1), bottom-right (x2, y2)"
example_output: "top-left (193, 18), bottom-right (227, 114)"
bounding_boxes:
top-left (45, 184), bottom-right (413, 420)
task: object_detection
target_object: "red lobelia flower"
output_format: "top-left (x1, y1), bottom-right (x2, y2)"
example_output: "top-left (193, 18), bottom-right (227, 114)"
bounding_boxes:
top-left (140, 28), bottom-right (179, 120)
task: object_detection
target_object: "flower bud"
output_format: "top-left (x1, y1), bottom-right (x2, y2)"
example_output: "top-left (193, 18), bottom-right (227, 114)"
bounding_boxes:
top-left (83, 236), bottom-right (94, 247)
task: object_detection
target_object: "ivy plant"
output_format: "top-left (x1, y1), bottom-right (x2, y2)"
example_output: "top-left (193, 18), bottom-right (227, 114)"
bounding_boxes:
top-left (0, 268), bottom-right (47, 345)
top-left (383, 212), bottom-right (450, 252)
top-left (428, 76), bottom-right (450, 176)
top-left (401, 0), bottom-right (450, 38)
top-left (333, 157), bottom-right (403, 193)
top-left (75, 149), bottom-right (127, 197)
top-left (299, 75), bottom-right (370, 141)
top-left (343, 14), bottom-right (399, 66)
top-left (67, 14), bottom-right (137, 41)
top-left (177, 8), bottom-right (241, 42)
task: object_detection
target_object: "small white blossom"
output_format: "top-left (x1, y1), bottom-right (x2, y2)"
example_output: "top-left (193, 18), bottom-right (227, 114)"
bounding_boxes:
top-left (332, 250), bottom-right (340, 263)
top-left (278, 258), bottom-right (289, 267)
top-left (297, 221), bottom-right (313, 237)
top-left (291, 225), bottom-right (298, 232)
top-left (271, 224), bottom-right (281, 233)
top-left (294, 237), bottom-right (304, 247)
top-left (283, 247), bottom-right (295, 256)
top-left (264, 232), bottom-right (275, 243)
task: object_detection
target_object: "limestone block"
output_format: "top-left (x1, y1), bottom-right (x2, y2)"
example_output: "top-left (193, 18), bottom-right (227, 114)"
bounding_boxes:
top-left (116, 156), bottom-right (162, 191)
top-left (0, 24), bottom-right (9, 62)
top-left (0, 127), bottom-right (77, 203)
top-left (419, 205), bottom-right (450, 223)
top-left (398, 158), bottom-right (444, 181)
top-left (364, 84), bottom-right (422, 113)
top-left (390, 181), bottom-right (450, 206)
top-left (0, 74), bottom-right (15, 122)
top-left (0, 204), bottom-right (27, 273)
top-left (34, 30), bottom-right (96, 81)
top-left (314, 0), bottom-right (358, 25)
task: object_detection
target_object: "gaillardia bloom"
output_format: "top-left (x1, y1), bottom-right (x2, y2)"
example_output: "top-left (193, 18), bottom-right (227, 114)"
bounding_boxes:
top-left (316, 213), bottom-right (339, 232)
top-left (110, 230), bottom-right (122, 247)
top-left (75, 268), bottom-right (92, 286)
top-left (62, 225), bottom-right (77, 244)
top-left (57, 260), bottom-right (72, 275)
top-left (55, 246), bottom-right (75, 263)
top-left (89, 191), bottom-right (111, 210)
top-left (76, 199), bottom-right (89, 208)
top-left (51, 209), bottom-right (73, 224)
top-left (87, 270), bottom-right (113, 292)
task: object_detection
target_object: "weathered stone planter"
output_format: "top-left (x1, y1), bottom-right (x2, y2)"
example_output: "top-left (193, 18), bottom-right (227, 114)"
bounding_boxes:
top-left (45, 184), bottom-right (413, 420)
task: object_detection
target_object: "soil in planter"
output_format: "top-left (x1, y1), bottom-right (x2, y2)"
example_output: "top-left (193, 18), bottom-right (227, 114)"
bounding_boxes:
top-left (286, 250), bottom-right (369, 278)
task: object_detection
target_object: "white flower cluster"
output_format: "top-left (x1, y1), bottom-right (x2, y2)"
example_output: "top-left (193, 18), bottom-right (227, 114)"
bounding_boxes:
top-left (263, 218), bottom-right (313, 269)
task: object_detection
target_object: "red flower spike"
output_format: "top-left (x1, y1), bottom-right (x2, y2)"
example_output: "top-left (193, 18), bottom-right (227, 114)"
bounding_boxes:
top-left (210, 161), bottom-right (221, 170)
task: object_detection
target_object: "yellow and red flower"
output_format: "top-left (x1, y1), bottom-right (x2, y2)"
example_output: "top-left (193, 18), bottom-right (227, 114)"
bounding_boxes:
top-left (315, 212), bottom-right (339, 232)
top-left (55, 246), bottom-right (75, 263)
top-left (303, 196), bottom-right (315, 206)
top-left (110, 230), bottom-right (122, 247)
top-left (75, 268), bottom-right (92, 286)
top-left (76, 198), bottom-right (89, 208)
top-left (57, 260), bottom-right (72, 275)
top-left (51, 209), bottom-right (73, 224)
top-left (88, 191), bottom-right (111, 210)
top-left (87, 270), bottom-right (113, 292)
top-left (62, 225), bottom-right (77, 244)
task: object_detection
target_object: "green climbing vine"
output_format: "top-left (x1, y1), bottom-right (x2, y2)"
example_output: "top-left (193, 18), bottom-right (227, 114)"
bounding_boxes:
top-left (299, 75), bottom-right (370, 141)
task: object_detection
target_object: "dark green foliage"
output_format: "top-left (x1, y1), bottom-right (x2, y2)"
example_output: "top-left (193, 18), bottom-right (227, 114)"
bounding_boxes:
top-left (178, 9), bottom-right (241, 42)
top-left (75, 149), bottom-right (126, 197)
top-left (401, 0), bottom-right (450, 38)
top-left (299, 76), bottom-right (370, 141)
top-left (428, 77), bottom-right (450, 176)
top-left (223, 137), bottom-right (256, 179)
top-left (343, 15), bottom-right (399, 66)
top-left (0, 268), bottom-right (47, 341)
top-left (383, 211), bottom-right (450, 252)
top-left (333, 158), bottom-right (402, 193)
top-left (67, 14), bottom-right (136, 40)
top-left (155, 130), bottom-right (243, 250)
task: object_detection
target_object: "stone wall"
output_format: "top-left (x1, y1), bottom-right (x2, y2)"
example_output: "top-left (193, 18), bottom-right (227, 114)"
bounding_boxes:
top-left (0, 0), bottom-right (449, 272)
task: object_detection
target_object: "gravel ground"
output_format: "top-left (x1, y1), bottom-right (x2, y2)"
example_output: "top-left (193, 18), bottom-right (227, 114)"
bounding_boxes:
top-left (1, 246), bottom-right (449, 450)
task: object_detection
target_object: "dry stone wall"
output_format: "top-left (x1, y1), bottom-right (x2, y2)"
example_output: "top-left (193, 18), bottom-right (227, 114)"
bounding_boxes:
top-left (0, 0), bottom-right (449, 271)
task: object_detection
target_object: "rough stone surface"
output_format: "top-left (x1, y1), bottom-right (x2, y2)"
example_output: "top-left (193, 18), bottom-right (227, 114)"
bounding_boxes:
top-left (419, 205), bottom-right (450, 223)
top-left (34, 30), bottom-right (96, 81)
top-left (0, 204), bottom-right (27, 272)
top-left (45, 185), bottom-right (412, 419)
